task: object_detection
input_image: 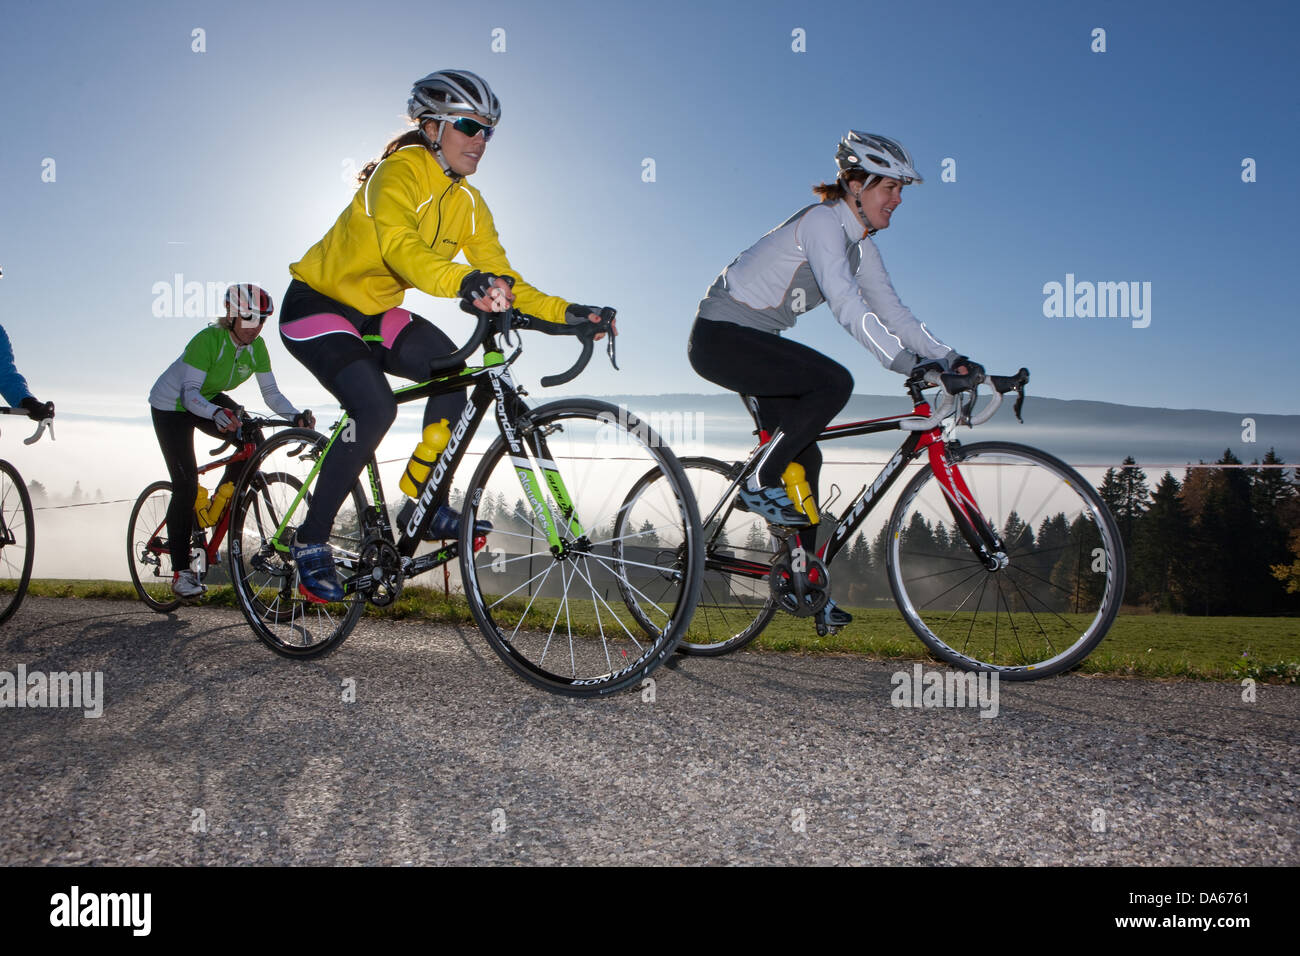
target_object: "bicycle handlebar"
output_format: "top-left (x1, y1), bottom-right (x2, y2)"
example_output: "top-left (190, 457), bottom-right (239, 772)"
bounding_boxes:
top-left (514, 308), bottom-right (619, 387)
top-left (207, 415), bottom-right (294, 456)
top-left (898, 367), bottom-right (1030, 431)
top-left (0, 407), bottom-right (55, 444)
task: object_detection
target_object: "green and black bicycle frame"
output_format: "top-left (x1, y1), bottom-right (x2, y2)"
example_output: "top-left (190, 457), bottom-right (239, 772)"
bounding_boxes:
top-left (273, 339), bottom-right (590, 599)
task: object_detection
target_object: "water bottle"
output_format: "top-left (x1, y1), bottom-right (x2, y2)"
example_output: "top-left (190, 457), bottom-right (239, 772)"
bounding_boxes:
top-left (782, 462), bottom-right (820, 524)
top-left (399, 419), bottom-right (451, 499)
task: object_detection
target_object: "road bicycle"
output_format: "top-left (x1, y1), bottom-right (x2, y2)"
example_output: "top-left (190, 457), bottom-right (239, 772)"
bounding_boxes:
top-left (624, 365), bottom-right (1125, 680)
top-left (126, 415), bottom-right (292, 612)
top-left (0, 408), bottom-right (53, 624)
top-left (226, 307), bottom-right (704, 697)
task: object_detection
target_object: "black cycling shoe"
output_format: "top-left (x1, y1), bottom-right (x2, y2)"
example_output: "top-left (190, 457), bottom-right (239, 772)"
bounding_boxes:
top-left (736, 485), bottom-right (808, 526)
top-left (396, 501), bottom-right (493, 542)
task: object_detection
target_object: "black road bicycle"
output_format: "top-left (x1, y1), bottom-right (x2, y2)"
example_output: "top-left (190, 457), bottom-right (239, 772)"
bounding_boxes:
top-left (0, 408), bottom-right (54, 624)
top-left (625, 365), bottom-right (1125, 680)
top-left (227, 308), bottom-right (703, 697)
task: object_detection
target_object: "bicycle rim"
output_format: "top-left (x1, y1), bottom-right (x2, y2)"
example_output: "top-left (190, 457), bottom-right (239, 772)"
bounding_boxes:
top-left (621, 456), bottom-right (776, 656)
top-left (0, 460), bottom-right (34, 624)
top-left (887, 441), bottom-right (1125, 679)
top-left (126, 480), bottom-right (183, 613)
top-left (228, 429), bottom-right (366, 658)
top-left (460, 399), bottom-right (703, 696)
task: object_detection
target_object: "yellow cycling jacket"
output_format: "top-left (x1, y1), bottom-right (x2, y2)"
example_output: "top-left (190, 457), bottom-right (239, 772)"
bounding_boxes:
top-left (291, 144), bottom-right (569, 323)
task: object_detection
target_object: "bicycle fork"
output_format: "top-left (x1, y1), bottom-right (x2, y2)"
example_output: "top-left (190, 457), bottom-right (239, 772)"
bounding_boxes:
top-left (925, 438), bottom-right (1007, 570)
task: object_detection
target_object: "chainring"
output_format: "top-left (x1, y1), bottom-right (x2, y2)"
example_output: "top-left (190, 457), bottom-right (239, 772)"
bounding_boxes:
top-left (768, 548), bottom-right (830, 618)
top-left (358, 536), bottom-right (404, 607)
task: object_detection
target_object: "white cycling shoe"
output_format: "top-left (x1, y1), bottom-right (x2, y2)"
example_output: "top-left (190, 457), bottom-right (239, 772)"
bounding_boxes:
top-left (171, 570), bottom-right (206, 599)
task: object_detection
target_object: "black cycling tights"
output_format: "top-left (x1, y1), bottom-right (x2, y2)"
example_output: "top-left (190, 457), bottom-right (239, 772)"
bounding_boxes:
top-left (152, 394), bottom-right (245, 568)
top-left (688, 317), bottom-right (854, 500)
top-left (279, 280), bottom-right (466, 545)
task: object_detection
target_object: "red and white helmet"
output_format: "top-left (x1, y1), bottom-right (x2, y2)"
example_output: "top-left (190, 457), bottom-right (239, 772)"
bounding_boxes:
top-left (224, 283), bottom-right (274, 320)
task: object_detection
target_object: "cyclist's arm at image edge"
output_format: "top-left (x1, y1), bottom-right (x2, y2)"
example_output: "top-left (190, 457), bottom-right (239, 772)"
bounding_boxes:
top-left (0, 326), bottom-right (34, 407)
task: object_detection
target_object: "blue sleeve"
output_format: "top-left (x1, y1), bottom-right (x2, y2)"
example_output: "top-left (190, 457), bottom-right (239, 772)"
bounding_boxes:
top-left (0, 326), bottom-right (34, 407)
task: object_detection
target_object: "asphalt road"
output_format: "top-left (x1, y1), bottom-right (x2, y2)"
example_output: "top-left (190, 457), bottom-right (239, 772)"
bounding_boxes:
top-left (1, 597), bottom-right (1295, 865)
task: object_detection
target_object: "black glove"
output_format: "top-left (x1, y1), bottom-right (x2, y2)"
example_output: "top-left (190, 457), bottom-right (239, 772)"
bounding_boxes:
top-left (294, 410), bottom-right (315, 429)
top-left (909, 360), bottom-right (946, 380)
top-left (20, 397), bottom-right (53, 421)
top-left (564, 304), bottom-right (601, 325)
top-left (458, 270), bottom-right (514, 312)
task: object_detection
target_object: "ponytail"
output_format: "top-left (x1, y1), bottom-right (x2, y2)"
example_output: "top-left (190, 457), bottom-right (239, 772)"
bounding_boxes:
top-left (357, 129), bottom-right (427, 185)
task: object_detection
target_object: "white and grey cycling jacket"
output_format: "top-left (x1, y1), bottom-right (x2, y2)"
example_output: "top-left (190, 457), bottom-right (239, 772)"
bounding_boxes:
top-left (697, 199), bottom-right (956, 373)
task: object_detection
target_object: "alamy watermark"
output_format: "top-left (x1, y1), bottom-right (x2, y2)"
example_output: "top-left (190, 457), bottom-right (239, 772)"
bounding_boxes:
top-left (152, 274), bottom-right (241, 319)
top-left (1042, 273), bottom-right (1151, 328)
top-left (890, 664), bottom-right (999, 718)
top-left (1, 665), bottom-right (103, 718)
top-left (50, 886), bottom-right (150, 936)
top-left (596, 405), bottom-right (705, 449)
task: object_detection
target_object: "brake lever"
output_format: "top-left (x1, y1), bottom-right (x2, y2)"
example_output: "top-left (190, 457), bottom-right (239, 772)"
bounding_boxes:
top-left (602, 308), bottom-right (619, 371)
top-left (24, 417), bottom-right (54, 445)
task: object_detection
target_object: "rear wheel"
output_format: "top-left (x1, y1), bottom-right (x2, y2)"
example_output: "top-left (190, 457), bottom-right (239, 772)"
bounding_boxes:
top-left (459, 399), bottom-right (703, 696)
top-left (126, 480), bottom-right (182, 613)
top-left (886, 441), bottom-right (1124, 680)
top-left (620, 457), bottom-right (777, 656)
top-left (0, 460), bottom-right (35, 624)
top-left (228, 429), bottom-right (367, 658)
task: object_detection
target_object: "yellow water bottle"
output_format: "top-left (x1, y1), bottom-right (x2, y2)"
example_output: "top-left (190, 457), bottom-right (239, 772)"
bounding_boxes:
top-left (782, 462), bottom-right (820, 524)
top-left (400, 419), bottom-right (451, 498)
top-left (194, 485), bottom-right (211, 520)
top-left (197, 481), bottom-right (235, 528)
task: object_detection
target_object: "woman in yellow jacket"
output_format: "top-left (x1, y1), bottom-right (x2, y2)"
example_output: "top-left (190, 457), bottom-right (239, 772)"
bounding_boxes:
top-left (280, 69), bottom-right (608, 602)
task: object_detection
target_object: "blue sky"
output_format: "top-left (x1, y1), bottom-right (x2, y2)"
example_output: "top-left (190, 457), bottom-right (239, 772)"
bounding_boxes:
top-left (1, 0), bottom-right (1297, 432)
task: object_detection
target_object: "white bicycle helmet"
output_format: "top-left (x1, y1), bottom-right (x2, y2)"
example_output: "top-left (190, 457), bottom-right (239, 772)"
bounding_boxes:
top-left (407, 70), bottom-right (500, 178)
top-left (835, 131), bottom-right (923, 185)
top-left (408, 69), bottom-right (501, 125)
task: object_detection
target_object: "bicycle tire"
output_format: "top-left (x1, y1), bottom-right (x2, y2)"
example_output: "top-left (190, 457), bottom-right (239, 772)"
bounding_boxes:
top-left (0, 460), bottom-right (35, 624)
top-left (126, 480), bottom-right (183, 613)
top-left (619, 456), bottom-right (777, 657)
top-left (228, 428), bottom-right (367, 659)
top-left (886, 441), bottom-right (1125, 680)
top-left (459, 398), bottom-right (703, 697)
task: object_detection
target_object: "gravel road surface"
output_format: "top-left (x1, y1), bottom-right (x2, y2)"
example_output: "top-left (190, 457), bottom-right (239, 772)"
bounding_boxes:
top-left (2, 597), bottom-right (1295, 865)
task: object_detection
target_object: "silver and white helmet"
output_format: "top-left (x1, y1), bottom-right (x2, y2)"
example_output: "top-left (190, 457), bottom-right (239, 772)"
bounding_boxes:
top-left (835, 131), bottom-right (923, 185)
top-left (407, 69), bottom-right (501, 125)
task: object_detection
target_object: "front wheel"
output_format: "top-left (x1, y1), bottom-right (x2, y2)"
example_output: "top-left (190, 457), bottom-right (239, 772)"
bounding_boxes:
top-left (228, 429), bottom-right (367, 658)
top-left (126, 480), bottom-right (182, 613)
top-left (886, 441), bottom-right (1125, 680)
top-left (620, 457), bottom-right (777, 656)
top-left (459, 399), bottom-right (703, 697)
top-left (0, 460), bottom-right (35, 624)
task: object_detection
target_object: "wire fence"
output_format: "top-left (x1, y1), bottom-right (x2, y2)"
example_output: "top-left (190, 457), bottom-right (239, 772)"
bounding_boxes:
top-left (28, 457), bottom-right (1295, 512)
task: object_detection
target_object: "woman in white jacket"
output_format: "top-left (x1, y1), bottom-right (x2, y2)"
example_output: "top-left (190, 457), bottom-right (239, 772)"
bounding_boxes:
top-left (687, 131), bottom-right (974, 629)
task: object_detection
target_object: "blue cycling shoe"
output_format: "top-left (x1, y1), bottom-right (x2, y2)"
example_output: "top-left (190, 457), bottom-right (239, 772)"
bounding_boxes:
top-left (736, 485), bottom-right (809, 526)
top-left (291, 538), bottom-right (345, 604)
top-left (425, 505), bottom-right (493, 541)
